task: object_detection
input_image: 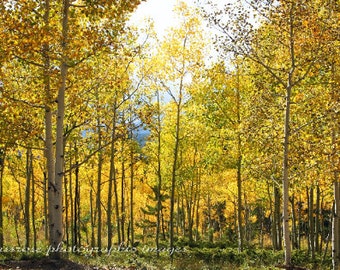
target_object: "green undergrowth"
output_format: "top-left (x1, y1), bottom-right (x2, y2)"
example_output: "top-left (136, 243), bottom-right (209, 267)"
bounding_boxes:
top-left (69, 245), bottom-right (332, 270)
top-left (0, 244), bottom-right (332, 270)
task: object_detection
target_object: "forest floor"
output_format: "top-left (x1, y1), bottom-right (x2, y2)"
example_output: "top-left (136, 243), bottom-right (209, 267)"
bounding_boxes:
top-left (0, 247), bottom-right (327, 270)
top-left (0, 258), bottom-right (131, 270)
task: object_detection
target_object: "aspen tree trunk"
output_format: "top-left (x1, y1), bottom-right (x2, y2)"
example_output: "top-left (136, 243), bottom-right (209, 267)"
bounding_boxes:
top-left (31, 154), bottom-right (37, 251)
top-left (42, 0), bottom-right (54, 247)
top-left (129, 142), bottom-right (134, 247)
top-left (156, 90), bottom-right (162, 255)
top-left (331, 57), bottom-right (340, 270)
top-left (96, 118), bottom-right (103, 252)
top-left (188, 178), bottom-right (196, 243)
top-left (309, 187), bottom-right (315, 260)
top-left (207, 194), bottom-right (213, 242)
top-left (169, 74), bottom-right (184, 257)
top-left (315, 186), bottom-right (320, 252)
top-left (297, 196), bottom-right (302, 250)
top-left (267, 181), bottom-right (275, 249)
top-left (332, 105), bottom-right (340, 270)
top-left (282, 2), bottom-right (296, 265)
top-left (90, 189), bottom-right (95, 248)
top-left (65, 145), bottom-right (74, 248)
top-left (0, 148), bottom-right (5, 248)
top-left (282, 82), bottom-right (292, 266)
top-left (237, 141), bottom-right (243, 251)
top-left (48, 0), bottom-right (70, 258)
top-left (320, 197), bottom-right (326, 253)
top-left (74, 162), bottom-right (81, 248)
top-left (244, 201), bottom-right (250, 242)
top-left (121, 142), bottom-right (126, 245)
top-left (333, 182), bottom-right (340, 270)
top-left (273, 185), bottom-right (281, 250)
top-left (290, 195), bottom-right (297, 249)
top-left (69, 150), bottom-right (74, 249)
top-left (306, 188), bottom-right (310, 254)
top-left (195, 171), bottom-right (201, 242)
top-left (169, 99), bottom-right (181, 258)
top-left (178, 196), bottom-right (183, 236)
top-left (64, 166), bottom-right (69, 247)
top-left (25, 148), bottom-right (32, 249)
top-left (108, 103), bottom-right (120, 248)
top-left (43, 172), bottom-right (48, 241)
top-left (235, 73), bottom-right (243, 252)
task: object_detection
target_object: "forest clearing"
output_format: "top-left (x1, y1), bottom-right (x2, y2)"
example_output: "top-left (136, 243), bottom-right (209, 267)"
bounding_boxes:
top-left (0, 0), bottom-right (339, 269)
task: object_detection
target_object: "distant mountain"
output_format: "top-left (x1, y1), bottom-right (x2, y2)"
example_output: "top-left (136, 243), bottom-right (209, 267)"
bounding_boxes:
top-left (133, 127), bottom-right (150, 147)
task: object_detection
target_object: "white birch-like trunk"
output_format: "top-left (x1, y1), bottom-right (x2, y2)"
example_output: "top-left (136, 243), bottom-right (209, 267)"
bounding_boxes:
top-left (282, 84), bottom-right (292, 267)
top-left (49, 0), bottom-right (70, 258)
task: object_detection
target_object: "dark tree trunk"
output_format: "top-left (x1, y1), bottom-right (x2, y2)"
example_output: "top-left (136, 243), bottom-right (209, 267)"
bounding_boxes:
top-left (31, 154), bottom-right (37, 251)
top-left (315, 185), bottom-right (320, 252)
top-left (96, 119), bottom-right (103, 253)
top-left (0, 148), bottom-right (5, 248)
top-left (309, 187), bottom-right (315, 260)
top-left (25, 148), bottom-right (32, 249)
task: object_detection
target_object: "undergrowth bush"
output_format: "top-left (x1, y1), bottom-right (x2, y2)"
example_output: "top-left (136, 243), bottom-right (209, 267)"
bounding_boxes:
top-left (0, 244), bottom-right (333, 270)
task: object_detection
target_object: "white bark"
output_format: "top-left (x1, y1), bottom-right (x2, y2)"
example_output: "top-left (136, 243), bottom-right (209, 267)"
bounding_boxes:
top-left (49, 0), bottom-right (70, 258)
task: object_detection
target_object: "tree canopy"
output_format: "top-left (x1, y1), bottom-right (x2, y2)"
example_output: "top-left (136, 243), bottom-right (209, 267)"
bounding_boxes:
top-left (0, 0), bottom-right (339, 269)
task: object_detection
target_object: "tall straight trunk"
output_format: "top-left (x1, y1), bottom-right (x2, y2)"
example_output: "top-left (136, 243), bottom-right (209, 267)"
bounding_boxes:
top-left (282, 82), bottom-right (292, 266)
top-left (188, 181), bottom-right (195, 242)
top-left (156, 90), bottom-right (162, 255)
top-left (108, 103), bottom-right (120, 247)
top-left (290, 195), bottom-right (298, 249)
top-left (309, 187), bottom-right (315, 260)
top-left (333, 182), bottom-right (340, 270)
top-left (0, 148), bottom-right (5, 248)
top-left (169, 99), bottom-right (180, 257)
top-left (195, 170), bottom-right (201, 242)
top-left (244, 202), bottom-right (250, 242)
top-left (282, 3), bottom-right (295, 265)
top-left (90, 189), bottom-right (95, 247)
top-left (42, 0), bottom-right (54, 249)
top-left (121, 142), bottom-right (126, 245)
top-left (332, 110), bottom-right (340, 269)
top-left (96, 119), bottom-right (103, 252)
top-left (320, 197), bottom-right (326, 253)
top-left (331, 58), bottom-right (340, 270)
top-left (169, 34), bottom-right (188, 256)
top-left (273, 185), bottom-right (281, 250)
top-left (207, 194), bottom-right (213, 242)
top-left (306, 188), bottom-right (310, 254)
top-left (69, 149), bottom-right (74, 249)
top-left (64, 162), bottom-right (69, 247)
top-left (297, 196), bottom-right (302, 249)
top-left (267, 181), bottom-right (275, 249)
top-left (25, 148), bottom-right (33, 249)
top-left (31, 154), bottom-right (37, 251)
top-left (236, 148), bottom-right (243, 251)
top-left (186, 148), bottom-right (200, 243)
top-left (315, 186), bottom-right (320, 252)
top-left (129, 138), bottom-right (135, 247)
top-left (73, 162), bottom-right (81, 248)
top-left (235, 71), bottom-right (243, 252)
top-left (49, 0), bottom-right (70, 258)
top-left (43, 172), bottom-right (48, 241)
top-left (176, 195), bottom-right (181, 236)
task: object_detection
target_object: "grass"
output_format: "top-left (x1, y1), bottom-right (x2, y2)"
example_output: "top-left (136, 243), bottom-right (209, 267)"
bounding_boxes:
top-left (0, 243), bottom-right (332, 270)
top-left (66, 245), bottom-right (332, 270)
